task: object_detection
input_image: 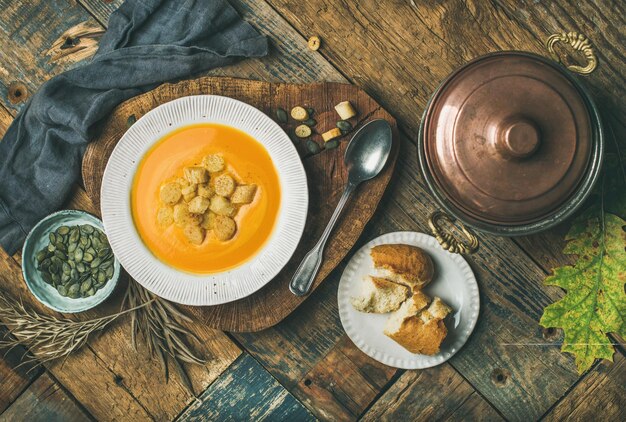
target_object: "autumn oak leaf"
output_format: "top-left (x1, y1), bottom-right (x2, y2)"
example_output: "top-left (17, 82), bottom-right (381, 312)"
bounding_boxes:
top-left (540, 208), bottom-right (626, 374)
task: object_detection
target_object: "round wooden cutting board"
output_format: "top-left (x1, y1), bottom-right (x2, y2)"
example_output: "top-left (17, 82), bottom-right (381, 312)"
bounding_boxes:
top-left (82, 76), bottom-right (399, 332)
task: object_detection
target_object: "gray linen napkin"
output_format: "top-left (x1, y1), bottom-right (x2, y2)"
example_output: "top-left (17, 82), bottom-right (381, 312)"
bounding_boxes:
top-left (0, 0), bottom-right (268, 255)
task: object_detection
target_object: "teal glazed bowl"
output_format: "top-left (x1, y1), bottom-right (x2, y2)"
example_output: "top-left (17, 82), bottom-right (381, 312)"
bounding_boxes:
top-left (21, 210), bottom-right (121, 313)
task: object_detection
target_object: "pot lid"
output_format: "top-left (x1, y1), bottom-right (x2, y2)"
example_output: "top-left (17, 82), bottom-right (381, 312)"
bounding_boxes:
top-left (422, 52), bottom-right (593, 224)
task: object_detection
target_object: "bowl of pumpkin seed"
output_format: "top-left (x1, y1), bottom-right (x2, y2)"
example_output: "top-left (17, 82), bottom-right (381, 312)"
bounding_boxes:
top-left (21, 210), bottom-right (120, 313)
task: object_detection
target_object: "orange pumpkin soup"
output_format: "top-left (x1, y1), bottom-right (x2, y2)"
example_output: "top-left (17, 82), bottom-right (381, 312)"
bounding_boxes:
top-left (131, 124), bottom-right (281, 274)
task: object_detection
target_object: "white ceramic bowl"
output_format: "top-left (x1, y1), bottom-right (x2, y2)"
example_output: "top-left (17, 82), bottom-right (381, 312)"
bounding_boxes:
top-left (101, 95), bottom-right (308, 306)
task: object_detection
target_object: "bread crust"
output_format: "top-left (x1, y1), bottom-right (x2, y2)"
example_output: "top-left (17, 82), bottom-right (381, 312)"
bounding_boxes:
top-left (370, 244), bottom-right (434, 290)
top-left (386, 318), bottom-right (447, 355)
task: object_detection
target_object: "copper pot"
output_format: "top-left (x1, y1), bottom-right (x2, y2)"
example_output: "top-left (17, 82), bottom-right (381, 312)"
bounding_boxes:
top-left (419, 38), bottom-right (603, 253)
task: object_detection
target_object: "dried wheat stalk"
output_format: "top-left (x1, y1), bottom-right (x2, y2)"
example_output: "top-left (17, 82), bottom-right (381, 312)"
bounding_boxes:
top-left (123, 279), bottom-right (205, 395)
top-left (0, 289), bottom-right (152, 368)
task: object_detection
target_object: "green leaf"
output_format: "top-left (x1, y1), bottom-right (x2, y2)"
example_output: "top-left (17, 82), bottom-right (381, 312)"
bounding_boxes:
top-left (540, 206), bottom-right (626, 373)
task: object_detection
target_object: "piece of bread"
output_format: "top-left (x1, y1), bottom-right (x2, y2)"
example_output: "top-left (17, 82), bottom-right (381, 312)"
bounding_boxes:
top-left (214, 174), bottom-right (236, 197)
top-left (351, 276), bottom-right (410, 313)
top-left (384, 291), bottom-right (452, 355)
top-left (370, 244), bottom-right (434, 291)
top-left (184, 166), bottom-right (209, 184)
top-left (209, 196), bottom-right (235, 216)
top-left (231, 184), bottom-right (257, 204)
top-left (202, 154), bottom-right (225, 173)
top-left (214, 215), bottom-right (237, 241)
top-left (159, 182), bottom-right (181, 205)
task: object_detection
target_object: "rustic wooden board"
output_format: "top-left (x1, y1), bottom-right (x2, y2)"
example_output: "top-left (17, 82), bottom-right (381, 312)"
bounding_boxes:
top-left (178, 354), bottom-right (314, 421)
top-left (81, 76), bottom-right (399, 332)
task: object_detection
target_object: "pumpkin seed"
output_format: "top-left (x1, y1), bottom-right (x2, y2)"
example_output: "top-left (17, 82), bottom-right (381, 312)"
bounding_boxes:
top-left (57, 225), bottom-right (70, 235)
top-left (306, 107), bottom-right (315, 116)
top-left (57, 285), bottom-right (68, 296)
top-left (54, 250), bottom-right (67, 260)
top-left (336, 120), bottom-right (352, 132)
top-left (97, 248), bottom-right (110, 258)
top-left (302, 118), bottom-right (317, 127)
top-left (97, 271), bottom-right (106, 283)
top-left (68, 283), bottom-right (80, 298)
top-left (61, 273), bottom-right (70, 283)
top-left (275, 108), bottom-right (288, 123)
top-left (83, 252), bottom-right (94, 263)
top-left (36, 250), bottom-right (48, 263)
top-left (127, 114), bottom-right (137, 128)
top-left (105, 266), bottom-right (114, 278)
top-left (85, 288), bottom-right (96, 297)
top-left (80, 279), bottom-right (92, 293)
top-left (86, 246), bottom-right (96, 256)
top-left (70, 228), bottom-right (80, 242)
top-left (77, 262), bottom-right (86, 273)
top-left (75, 248), bottom-right (85, 262)
top-left (81, 224), bottom-right (94, 234)
top-left (306, 140), bottom-right (321, 154)
top-left (47, 243), bottom-right (56, 253)
top-left (68, 242), bottom-right (77, 253)
top-left (90, 258), bottom-right (101, 269)
top-left (49, 232), bottom-right (56, 243)
top-left (62, 262), bottom-right (71, 275)
top-left (41, 272), bottom-right (52, 284)
top-left (55, 242), bottom-right (66, 252)
top-left (51, 274), bottom-right (60, 284)
top-left (325, 139), bottom-right (340, 150)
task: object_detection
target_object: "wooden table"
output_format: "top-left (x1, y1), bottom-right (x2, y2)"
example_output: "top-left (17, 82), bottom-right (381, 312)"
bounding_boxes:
top-left (1, 0), bottom-right (624, 420)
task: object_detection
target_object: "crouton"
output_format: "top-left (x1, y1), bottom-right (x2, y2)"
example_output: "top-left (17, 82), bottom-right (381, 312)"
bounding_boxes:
top-left (231, 184), bottom-right (257, 204)
top-left (188, 196), bottom-right (210, 214)
top-left (181, 184), bottom-right (196, 202)
top-left (156, 206), bottom-right (174, 227)
top-left (214, 174), bottom-right (236, 197)
top-left (209, 196), bottom-right (235, 216)
top-left (197, 184), bottom-right (214, 198)
top-left (173, 204), bottom-right (200, 227)
top-left (202, 154), bottom-right (225, 173)
top-left (214, 215), bottom-right (237, 241)
top-left (184, 166), bottom-right (208, 184)
top-left (159, 182), bottom-right (182, 205)
top-left (183, 224), bottom-right (205, 245)
top-left (201, 211), bottom-right (216, 230)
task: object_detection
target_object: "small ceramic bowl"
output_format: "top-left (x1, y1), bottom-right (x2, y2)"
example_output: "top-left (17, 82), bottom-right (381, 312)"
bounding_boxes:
top-left (22, 210), bottom-right (121, 313)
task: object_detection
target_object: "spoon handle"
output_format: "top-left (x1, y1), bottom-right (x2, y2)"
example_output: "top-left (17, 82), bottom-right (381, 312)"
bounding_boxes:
top-left (290, 182), bottom-right (357, 296)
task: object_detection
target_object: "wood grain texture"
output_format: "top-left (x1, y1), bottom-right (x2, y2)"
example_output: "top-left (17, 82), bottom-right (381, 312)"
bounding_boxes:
top-left (178, 354), bottom-right (314, 421)
top-left (544, 353), bottom-right (626, 421)
top-left (0, 373), bottom-right (91, 422)
top-left (0, 0), bottom-right (101, 113)
top-left (81, 76), bottom-right (399, 332)
top-left (362, 363), bottom-right (502, 421)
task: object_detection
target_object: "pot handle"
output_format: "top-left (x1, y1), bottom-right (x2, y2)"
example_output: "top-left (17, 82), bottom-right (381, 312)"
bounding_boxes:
top-left (428, 211), bottom-right (479, 254)
top-left (546, 32), bottom-right (597, 75)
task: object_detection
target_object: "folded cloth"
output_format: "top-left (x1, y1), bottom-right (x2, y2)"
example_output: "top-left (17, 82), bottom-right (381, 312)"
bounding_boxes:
top-left (0, 0), bottom-right (268, 255)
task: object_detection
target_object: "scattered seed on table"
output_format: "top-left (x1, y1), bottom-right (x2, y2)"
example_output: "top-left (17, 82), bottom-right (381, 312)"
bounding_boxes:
top-left (306, 140), bottom-right (321, 154)
top-left (306, 107), bottom-right (315, 116)
top-left (325, 140), bottom-right (340, 150)
top-left (275, 108), bottom-right (288, 123)
top-left (126, 114), bottom-right (137, 128)
top-left (303, 118), bottom-right (317, 127)
top-left (336, 120), bottom-right (352, 132)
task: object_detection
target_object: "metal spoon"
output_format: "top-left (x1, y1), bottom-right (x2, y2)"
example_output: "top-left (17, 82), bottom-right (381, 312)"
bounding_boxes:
top-left (289, 119), bottom-right (393, 296)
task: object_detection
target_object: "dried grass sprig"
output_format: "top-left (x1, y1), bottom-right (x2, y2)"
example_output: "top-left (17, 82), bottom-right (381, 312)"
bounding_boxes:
top-left (123, 279), bottom-right (205, 396)
top-left (0, 289), bottom-right (153, 368)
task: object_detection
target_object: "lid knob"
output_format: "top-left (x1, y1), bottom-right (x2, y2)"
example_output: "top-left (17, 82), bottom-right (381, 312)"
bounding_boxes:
top-left (497, 118), bottom-right (540, 160)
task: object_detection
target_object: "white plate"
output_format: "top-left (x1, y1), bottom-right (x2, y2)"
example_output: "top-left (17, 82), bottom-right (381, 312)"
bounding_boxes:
top-left (101, 95), bottom-right (308, 306)
top-left (338, 231), bottom-right (479, 369)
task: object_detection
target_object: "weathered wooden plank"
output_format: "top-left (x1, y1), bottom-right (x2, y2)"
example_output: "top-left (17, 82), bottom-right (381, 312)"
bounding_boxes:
top-left (0, 328), bottom-right (43, 414)
top-left (291, 336), bottom-right (396, 420)
top-left (0, 373), bottom-right (91, 422)
top-left (178, 354), bottom-right (315, 422)
top-left (543, 352), bottom-right (626, 421)
top-left (362, 362), bottom-right (502, 421)
top-left (0, 0), bottom-right (103, 113)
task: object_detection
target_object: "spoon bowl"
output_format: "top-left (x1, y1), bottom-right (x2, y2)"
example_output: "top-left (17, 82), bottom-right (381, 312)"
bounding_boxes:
top-left (345, 119), bottom-right (393, 184)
